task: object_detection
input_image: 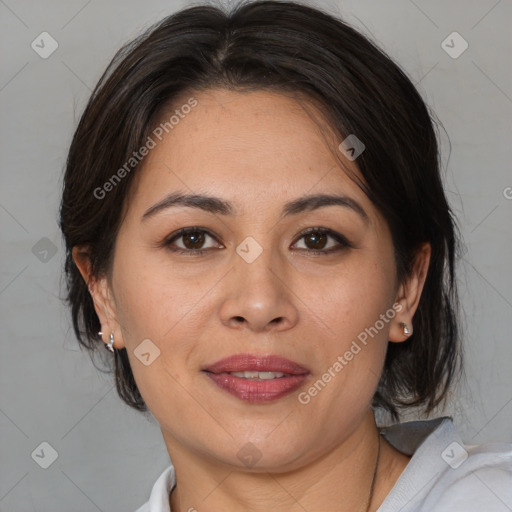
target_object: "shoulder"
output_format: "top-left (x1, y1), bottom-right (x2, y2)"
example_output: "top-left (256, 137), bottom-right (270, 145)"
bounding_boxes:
top-left (378, 417), bottom-right (512, 512)
top-left (425, 438), bottom-right (512, 511)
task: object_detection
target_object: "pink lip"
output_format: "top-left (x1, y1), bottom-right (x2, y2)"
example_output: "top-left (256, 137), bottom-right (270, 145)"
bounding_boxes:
top-left (203, 354), bottom-right (310, 403)
top-left (203, 353), bottom-right (310, 375)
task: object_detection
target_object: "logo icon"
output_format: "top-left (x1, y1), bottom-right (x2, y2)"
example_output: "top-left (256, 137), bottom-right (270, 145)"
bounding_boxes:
top-left (237, 442), bottom-right (263, 467)
top-left (31, 441), bottom-right (59, 469)
top-left (338, 134), bottom-right (365, 161)
top-left (31, 32), bottom-right (59, 59)
top-left (441, 32), bottom-right (468, 59)
top-left (134, 338), bottom-right (161, 366)
top-left (441, 441), bottom-right (468, 469)
top-left (32, 237), bottom-right (58, 263)
top-left (236, 236), bottom-right (263, 263)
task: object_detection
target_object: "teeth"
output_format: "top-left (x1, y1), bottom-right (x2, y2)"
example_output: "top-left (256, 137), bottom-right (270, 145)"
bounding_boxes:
top-left (229, 371), bottom-right (286, 379)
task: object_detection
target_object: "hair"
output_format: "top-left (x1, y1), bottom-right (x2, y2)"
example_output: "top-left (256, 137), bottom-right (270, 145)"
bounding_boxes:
top-left (59, 0), bottom-right (462, 420)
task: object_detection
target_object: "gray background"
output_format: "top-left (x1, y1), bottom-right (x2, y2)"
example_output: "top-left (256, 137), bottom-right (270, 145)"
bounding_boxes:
top-left (1, 0), bottom-right (511, 511)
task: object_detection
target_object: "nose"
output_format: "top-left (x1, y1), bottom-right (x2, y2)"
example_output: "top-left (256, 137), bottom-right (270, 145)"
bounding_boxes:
top-left (219, 245), bottom-right (299, 333)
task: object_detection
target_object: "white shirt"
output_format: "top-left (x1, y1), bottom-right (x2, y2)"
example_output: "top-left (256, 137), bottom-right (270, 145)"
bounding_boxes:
top-left (134, 417), bottom-right (512, 511)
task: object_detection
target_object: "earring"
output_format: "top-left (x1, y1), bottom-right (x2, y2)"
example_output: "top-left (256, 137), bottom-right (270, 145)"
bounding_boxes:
top-left (399, 322), bottom-right (411, 336)
top-left (106, 332), bottom-right (115, 352)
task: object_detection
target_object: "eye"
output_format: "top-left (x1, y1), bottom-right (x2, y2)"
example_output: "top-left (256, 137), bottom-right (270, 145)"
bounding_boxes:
top-left (163, 227), bottom-right (223, 255)
top-left (162, 226), bottom-right (352, 256)
top-left (292, 227), bottom-right (352, 253)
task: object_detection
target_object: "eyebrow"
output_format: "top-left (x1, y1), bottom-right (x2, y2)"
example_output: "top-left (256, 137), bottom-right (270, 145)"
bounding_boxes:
top-left (141, 191), bottom-right (369, 223)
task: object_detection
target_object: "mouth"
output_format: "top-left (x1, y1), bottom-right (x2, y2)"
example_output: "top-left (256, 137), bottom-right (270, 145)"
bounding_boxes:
top-left (203, 353), bottom-right (310, 375)
top-left (202, 353), bottom-right (310, 402)
top-left (216, 370), bottom-right (291, 380)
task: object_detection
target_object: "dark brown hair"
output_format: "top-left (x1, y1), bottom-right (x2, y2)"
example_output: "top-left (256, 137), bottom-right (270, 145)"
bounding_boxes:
top-left (59, 0), bottom-right (462, 420)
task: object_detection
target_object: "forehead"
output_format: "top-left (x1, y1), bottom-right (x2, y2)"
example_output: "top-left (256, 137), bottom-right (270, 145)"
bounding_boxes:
top-left (127, 88), bottom-right (371, 219)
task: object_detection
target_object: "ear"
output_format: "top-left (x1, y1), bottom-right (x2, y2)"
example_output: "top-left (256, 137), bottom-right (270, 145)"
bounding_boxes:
top-left (388, 242), bottom-right (431, 343)
top-left (72, 245), bottom-right (125, 350)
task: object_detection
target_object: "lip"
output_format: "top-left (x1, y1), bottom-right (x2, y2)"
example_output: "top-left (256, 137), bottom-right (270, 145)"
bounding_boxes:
top-left (203, 353), bottom-right (310, 375)
top-left (202, 353), bottom-right (310, 403)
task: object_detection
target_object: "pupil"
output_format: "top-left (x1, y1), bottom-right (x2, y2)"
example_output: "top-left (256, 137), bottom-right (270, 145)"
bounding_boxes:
top-left (307, 232), bottom-right (326, 249)
top-left (185, 231), bottom-right (204, 249)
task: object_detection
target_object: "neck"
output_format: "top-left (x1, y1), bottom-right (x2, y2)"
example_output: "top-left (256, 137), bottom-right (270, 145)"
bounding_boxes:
top-left (165, 410), bottom-right (409, 512)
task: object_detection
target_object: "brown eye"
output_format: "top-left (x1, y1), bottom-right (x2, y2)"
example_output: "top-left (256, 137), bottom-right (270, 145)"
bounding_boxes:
top-left (181, 230), bottom-right (206, 249)
top-left (293, 228), bottom-right (352, 253)
top-left (303, 231), bottom-right (328, 250)
top-left (163, 227), bottom-right (222, 255)
top-left (163, 226), bottom-right (351, 256)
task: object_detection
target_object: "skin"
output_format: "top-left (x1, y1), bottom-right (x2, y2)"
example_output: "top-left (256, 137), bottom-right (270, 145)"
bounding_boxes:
top-left (74, 88), bottom-right (430, 512)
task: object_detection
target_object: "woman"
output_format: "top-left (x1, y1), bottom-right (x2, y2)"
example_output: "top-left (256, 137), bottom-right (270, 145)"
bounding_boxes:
top-left (59, 1), bottom-right (511, 511)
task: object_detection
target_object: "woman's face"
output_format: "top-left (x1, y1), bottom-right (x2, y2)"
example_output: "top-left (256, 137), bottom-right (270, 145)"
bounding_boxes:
top-left (91, 88), bottom-right (414, 471)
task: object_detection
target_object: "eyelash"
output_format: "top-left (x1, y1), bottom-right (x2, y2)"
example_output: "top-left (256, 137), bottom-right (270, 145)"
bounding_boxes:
top-left (162, 226), bottom-right (353, 256)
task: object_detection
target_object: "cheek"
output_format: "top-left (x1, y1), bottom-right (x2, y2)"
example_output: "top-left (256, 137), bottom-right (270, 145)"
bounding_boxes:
top-left (112, 242), bottom-right (197, 340)
top-left (111, 257), bottom-right (195, 415)
top-left (300, 254), bottom-right (395, 397)
top-left (301, 254), bottom-right (395, 341)
top-left (111, 247), bottom-right (210, 391)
